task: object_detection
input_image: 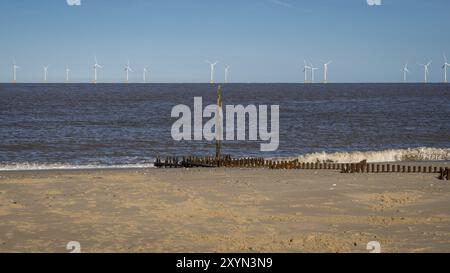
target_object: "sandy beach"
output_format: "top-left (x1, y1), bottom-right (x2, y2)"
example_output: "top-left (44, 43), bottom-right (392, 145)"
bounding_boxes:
top-left (1, 164), bottom-right (450, 253)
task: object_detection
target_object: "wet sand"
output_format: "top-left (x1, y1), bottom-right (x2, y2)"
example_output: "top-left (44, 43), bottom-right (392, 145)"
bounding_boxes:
top-left (1, 165), bottom-right (450, 253)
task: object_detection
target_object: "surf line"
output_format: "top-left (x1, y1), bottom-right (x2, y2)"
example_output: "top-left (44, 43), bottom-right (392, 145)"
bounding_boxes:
top-left (171, 96), bottom-right (280, 152)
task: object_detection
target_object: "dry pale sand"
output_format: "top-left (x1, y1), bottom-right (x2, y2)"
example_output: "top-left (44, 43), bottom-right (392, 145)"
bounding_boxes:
top-left (1, 165), bottom-right (450, 253)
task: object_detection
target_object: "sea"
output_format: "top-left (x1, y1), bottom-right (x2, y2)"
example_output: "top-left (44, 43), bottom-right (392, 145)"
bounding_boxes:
top-left (0, 83), bottom-right (449, 171)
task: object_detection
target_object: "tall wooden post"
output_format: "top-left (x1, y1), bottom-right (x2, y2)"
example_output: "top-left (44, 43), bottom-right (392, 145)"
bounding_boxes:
top-left (215, 85), bottom-right (223, 166)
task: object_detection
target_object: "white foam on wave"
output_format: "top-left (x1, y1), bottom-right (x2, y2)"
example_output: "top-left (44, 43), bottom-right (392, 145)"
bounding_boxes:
top-left (295, 147), bottom-right (450, 163)
top-left (0, 162), bottom-right (155, 171)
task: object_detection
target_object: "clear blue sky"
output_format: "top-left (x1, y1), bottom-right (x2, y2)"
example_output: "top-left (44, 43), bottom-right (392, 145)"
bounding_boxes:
top-left (0, 0), bottom-right (449, 83)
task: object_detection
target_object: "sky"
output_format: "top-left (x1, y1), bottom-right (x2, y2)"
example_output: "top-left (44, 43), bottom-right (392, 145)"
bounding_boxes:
top-left (0, 0), bottom-right (449, 83)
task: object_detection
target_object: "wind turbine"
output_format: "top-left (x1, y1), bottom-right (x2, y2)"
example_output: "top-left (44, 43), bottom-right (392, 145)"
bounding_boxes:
top-left (400, 62), bottom-right (410, 83)
top-left (443, 53), bottom-right (450, 83)
top-left (309, 62), bottom-right (319, 83)
top-left (43, 65), bottom-right (49, 83)
top-left (224, 65), bottom-right (230, 84)
top-left (321, 60), bottom-right (333, 83)
top-left (124, 60), bottom-right (133, 83)
top-left (418, 61), bottom-right (432, 83)
top-left (143, 67), bottom-right (148, 83)
top-left (93, 56), bottom-right (102, 84)
top-left (303, 60), bottom-right (311, 83)
top-left (65, 66), bottom-right (71, 83)
top-left (206, 60), bottom-right (218, 84)
top-left (12, 58), bottom-right (19, 84)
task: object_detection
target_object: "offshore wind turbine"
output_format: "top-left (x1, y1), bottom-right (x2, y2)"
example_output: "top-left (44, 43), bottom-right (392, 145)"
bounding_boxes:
top-left (303, 60), bottom-right (311, 83)
top-left (12, 58), bottom-right (19, 84)
top-left (309, 62), bottom-right (319, 83)
top-left (321, 60), bottom-right (333, 83)
top-left (143, 67), bottom-right (148, 83)
top-left (206, 60), bottom-right (218, 84)
top-left (43, 65), bottom-right (49, 83)
top-left (124, 60), bottom-right (133, 83)
top-left (224, 65), bottom-right (230, 83)
top-left (65, 66), bottom-right (71, 82)
top-left (400, 62), bottom-right (410, 83)
top-left (418, 61), bottom-right (432, 83)
top-left (443, 53), bottom-right (450, 83)
top-left (93, 56), bottom-right (102, 84)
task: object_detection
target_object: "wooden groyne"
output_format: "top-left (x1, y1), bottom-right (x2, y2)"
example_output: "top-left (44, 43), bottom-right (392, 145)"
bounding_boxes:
top-left (154, 156), bottom-right (449, 180)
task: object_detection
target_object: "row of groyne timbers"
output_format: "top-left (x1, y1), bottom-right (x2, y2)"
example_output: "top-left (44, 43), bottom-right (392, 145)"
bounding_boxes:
top-left (154, 156), bottom-right (450, 181)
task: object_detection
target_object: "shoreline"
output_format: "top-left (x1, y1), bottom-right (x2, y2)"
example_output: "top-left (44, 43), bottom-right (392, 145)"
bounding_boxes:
top-left (0, 160), bottom-right (448, 173)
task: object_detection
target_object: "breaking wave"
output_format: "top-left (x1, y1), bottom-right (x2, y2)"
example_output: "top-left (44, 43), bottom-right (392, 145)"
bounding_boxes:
top-left (0, 162), bottom-right (155, 171)
top-left (294, 147), bottom-right (450, 163)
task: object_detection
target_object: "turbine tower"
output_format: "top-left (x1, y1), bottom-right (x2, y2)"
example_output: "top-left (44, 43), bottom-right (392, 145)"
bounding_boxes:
top-left (321, 60), bottom-right (333, 83)
top-left (443, 53), bottom-right (450, 83)
top-left (303, 60), bottom-right (311, 83)
top-left (224, 65), bottom-right (230, 84)
top-left (143, 67), bottom-right (148, 83)
top-left (309, 62), bottom-right (319, 83)
top-left (418, 61), bottom-right (432, 83)
top-left (93, 56), bottom-right (102, 84)
top-left (206, 60), bottom-right (218, 84)
top-left (12, 58), bottom-right (19, 84)
top-left (43, 65), bottom-right (49, 83)
top-left (66, 66), bottom-right (71, 83)
top-left (400, 62), bottom-right (410, 83)
top-left (124, 60), bottom-right (133, 83)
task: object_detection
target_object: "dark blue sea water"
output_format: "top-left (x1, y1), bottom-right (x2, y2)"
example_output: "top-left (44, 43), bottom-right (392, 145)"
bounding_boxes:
top-left (0, 83), bottom-right (449, 170)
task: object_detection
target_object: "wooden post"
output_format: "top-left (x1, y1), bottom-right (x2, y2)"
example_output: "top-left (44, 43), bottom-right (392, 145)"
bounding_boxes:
top-left (215, 85), bottom-right (223, 166)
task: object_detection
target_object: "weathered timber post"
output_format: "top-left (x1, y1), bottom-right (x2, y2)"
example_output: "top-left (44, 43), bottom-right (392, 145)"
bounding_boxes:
top-left (215, 85), bottom-right (223, 166)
